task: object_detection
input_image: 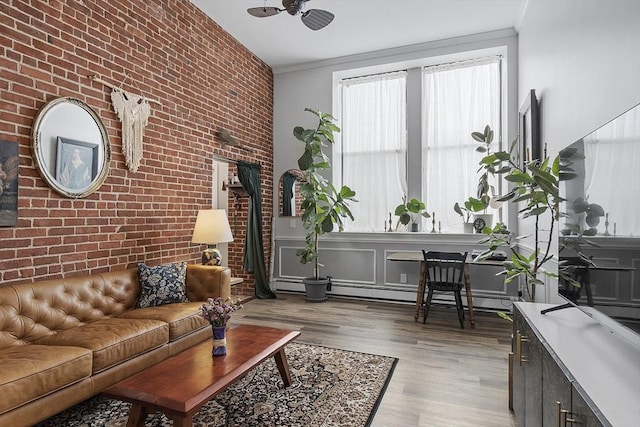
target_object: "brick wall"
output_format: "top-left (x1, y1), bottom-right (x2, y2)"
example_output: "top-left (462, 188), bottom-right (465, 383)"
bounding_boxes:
top-left (0, 0), bottom-right (273, 291)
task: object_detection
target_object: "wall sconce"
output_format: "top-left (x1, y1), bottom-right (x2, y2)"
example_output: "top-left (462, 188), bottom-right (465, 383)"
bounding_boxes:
top-left (191, 209), bottom-right (234, 265)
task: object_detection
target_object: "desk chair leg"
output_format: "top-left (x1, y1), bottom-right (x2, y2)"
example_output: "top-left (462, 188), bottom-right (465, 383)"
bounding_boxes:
top-left (423, 288), bottom-right (434, 324)
top-left (584, 271), bottom-right (594, 307)
top-left (415, 262), bottom-right (427, 322)
top-left (454, 291), bottom-right (465, 329)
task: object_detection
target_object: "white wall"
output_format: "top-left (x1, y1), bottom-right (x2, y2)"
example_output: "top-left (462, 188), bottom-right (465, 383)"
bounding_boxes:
top-left (518, 0), bottom-right (640, 157)
top-left (517, 0), bottom-right (640, 302)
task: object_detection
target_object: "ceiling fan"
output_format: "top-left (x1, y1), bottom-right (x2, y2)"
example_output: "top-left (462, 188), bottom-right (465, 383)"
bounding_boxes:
top-left (247, 0), bottom-right (335, 31)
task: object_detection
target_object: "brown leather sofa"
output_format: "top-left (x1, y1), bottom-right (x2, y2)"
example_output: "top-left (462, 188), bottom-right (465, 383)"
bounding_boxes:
top-left (0, 264), bottom-right (231, 427)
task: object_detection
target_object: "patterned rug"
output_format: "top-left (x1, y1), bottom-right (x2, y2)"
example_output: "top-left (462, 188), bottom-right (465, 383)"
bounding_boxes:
top-left (36, 342), bottom-right (398, 427)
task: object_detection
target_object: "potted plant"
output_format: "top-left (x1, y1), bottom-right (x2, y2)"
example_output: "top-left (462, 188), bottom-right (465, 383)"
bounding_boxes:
top-left (459, 125), bottom-right (507, 232)
top-left (453, 200), bottom-right (475, 233)
top-left (471, 125), bottom-right (590, 301)
top-left (294, 108), bottom-right (357, 302)
top-left (394, 196), bottom-right (430, 231)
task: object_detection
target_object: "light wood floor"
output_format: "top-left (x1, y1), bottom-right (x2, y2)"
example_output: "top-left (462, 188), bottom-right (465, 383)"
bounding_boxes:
top-left (233, 293), bottom-right (517, 427)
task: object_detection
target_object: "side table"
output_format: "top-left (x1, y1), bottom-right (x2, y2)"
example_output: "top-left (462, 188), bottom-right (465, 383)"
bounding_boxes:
top-left (230, 277), bottom-right (252, 303)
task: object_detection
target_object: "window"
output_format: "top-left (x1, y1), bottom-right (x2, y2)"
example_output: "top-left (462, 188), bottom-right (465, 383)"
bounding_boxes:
top-left (422, 57), bottom-right (502, 232)
top-left (338, 56), bottom-right (502, 233)
top-left (340, 71), bottom-right (408, 232)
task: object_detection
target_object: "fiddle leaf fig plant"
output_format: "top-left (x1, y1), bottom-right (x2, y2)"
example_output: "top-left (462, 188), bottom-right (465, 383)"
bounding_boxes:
top-left (295, 108), bottom-right (357, 280)
top-left (472, 125), bottom-right (568, 300)
top-left (394, 196), bottom-right (430, 229)
top-left (471, 126), bottom-right (606, 302)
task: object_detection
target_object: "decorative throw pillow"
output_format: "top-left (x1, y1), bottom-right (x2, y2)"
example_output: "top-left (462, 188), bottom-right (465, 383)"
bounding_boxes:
top-left (136, 262), bottom-right (189, 308)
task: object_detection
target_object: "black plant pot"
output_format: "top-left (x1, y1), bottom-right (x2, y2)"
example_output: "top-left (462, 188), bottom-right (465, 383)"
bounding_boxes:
top-left (303, 276), bottom-right (331, 302)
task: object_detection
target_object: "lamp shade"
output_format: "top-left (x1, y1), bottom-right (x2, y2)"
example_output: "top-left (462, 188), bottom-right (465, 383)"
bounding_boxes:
top-left (191, 209), bottom-right (234, 245)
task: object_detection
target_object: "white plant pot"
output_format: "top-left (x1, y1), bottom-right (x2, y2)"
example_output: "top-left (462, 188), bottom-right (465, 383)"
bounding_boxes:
top-left (463, 223), bottom-right (474, 233)
top-left (472, 213), bottom-right (493, 233)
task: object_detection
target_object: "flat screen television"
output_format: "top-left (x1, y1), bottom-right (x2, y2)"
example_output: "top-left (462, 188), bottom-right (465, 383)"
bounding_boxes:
top-left (557, 101), bottom-right (640, 347)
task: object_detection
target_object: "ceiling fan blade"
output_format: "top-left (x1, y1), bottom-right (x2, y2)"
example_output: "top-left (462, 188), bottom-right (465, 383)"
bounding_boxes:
top-left (247, 7), bottom-right (282, 17)
top-left (301, 9), bottom-right (334, 30)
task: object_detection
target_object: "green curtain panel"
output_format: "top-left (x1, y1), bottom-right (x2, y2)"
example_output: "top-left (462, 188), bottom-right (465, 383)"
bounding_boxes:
top-left (282, 171), bottom-right (296, 216)
top-left (236, 161), bottom-right (276, 299)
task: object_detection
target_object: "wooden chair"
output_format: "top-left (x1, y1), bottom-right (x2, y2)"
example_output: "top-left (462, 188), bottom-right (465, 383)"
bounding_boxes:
top-left (559, 257), bottom-right (593, 306)
top-left (421, 250), bottom-right (468, 328)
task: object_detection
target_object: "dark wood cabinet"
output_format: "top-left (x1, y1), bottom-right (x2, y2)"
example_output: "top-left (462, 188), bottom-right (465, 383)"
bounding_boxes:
top-left (511, 302), bottom-right (640, 426)
top-left (541, 349), bottom-right (572, 426)
top-left (512, 312), bottom-right (543, 425)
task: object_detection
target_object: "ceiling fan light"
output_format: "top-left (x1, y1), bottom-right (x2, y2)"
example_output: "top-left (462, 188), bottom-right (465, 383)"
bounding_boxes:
top-left (301, 9), bottom-right (334, 30)
top-left (283, 0), bottom-right (304, 15)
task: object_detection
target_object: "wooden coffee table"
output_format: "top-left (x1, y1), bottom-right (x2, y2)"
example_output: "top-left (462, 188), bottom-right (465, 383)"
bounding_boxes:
top-left (103, 324), bottom-right (301, 427)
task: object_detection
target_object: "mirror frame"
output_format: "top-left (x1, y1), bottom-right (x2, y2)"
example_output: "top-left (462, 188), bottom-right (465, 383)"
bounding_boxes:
top-left (31, 97), bottom-right (111, 198)
top-left (279, 168), bottom-right (305, 217)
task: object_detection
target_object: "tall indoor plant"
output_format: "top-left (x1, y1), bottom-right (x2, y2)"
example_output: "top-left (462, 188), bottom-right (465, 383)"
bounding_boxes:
top-left (295, 108), bottom-right (357, 302)
top-left (474, 130), bottom-right (561, 299)
top-left (472, 126), bottom-right (602, 300)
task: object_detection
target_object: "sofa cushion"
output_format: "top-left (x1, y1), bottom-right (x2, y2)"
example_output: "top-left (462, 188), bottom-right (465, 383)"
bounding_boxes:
top-left (0, 345), bottom-right (92, 415)
top-left (137, 262), bottom-right (188, 308)
top-left (118, 302), bottom-right (209, 342)
top-left (33, 318), bottom-right (168, 374)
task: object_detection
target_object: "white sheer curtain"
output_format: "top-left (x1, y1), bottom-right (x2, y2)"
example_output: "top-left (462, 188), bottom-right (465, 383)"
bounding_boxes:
top-left (584, 105), bottom-right (640, 236)
top-left (422, 57), bottom-right (501, 232)
top-left (341, 71), bottom-right (408, 232)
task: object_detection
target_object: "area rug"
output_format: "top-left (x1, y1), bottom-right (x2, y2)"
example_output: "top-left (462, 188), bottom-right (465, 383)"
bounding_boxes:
top-left (36, 342), bottom-right (398, 427)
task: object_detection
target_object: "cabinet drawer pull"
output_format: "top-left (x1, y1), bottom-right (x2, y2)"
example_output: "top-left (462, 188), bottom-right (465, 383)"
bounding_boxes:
top-left (516, 330), bottom-right (529, 366)
top-left (556, 401), bottom-right (578, 426)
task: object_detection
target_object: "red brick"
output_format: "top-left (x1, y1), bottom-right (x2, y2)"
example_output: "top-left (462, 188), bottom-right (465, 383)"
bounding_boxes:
top-left (0, 0), bottom-right (273, 290)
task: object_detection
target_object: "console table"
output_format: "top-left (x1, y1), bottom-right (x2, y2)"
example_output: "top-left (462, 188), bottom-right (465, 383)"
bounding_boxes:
top-left (387, 252), bottom-right (503, 328)
top-left (512, 302), bottom-right (640, 426)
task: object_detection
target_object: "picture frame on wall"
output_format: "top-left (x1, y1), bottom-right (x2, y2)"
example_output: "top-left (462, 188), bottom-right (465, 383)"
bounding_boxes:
top-left (518, 89), bottom-right (541, 168)
top-left (55, 137), bottom-right (99, 190)
top-left (0, 139), bottom-right (19, 227)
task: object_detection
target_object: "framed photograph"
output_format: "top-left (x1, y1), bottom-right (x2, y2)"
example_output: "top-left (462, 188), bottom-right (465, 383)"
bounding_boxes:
top-left (55, 137), bottom-right (99, 190)
top-left (518, 89), bottom-right (541, 168)
top-left (0, 139), bottom-right (19, 227)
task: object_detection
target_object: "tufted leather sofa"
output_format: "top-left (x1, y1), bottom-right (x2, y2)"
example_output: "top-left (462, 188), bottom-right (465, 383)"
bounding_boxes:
top-left (0, 264), bottom-right (231, 427)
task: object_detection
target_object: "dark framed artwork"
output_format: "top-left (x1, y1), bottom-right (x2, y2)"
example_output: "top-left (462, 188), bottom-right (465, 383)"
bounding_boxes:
top-left (518, 89), bottom-right (541, 168)
top-left (55, 137), bottom-right (99, 190)
top-left (0, 139), bottom-right (19, 227)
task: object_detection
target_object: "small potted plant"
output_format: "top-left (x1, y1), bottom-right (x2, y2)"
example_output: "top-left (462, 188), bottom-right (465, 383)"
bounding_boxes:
top-left (453, 200), bottom-right (475, 233)
top-left (295, 108), bottom-right (357, 302)
top-left (394, 196), bottom-right (430, 232)
top-left (199, 297), bottom-right (243, 356)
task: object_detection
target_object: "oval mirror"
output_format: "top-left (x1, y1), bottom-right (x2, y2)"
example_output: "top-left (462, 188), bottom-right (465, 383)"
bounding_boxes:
top-left (279, 169), bottom-right (305, 217)
top-left (31, 97), bottom-right (111, 198)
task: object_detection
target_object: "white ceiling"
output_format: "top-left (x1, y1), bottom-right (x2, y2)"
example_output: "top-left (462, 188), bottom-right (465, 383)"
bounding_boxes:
top-left (191, 0), bottom-right (526, 70)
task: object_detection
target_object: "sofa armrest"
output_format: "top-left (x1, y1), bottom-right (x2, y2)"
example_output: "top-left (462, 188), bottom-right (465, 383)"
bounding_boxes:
top-left (185, 265), bottom-right (231, 301)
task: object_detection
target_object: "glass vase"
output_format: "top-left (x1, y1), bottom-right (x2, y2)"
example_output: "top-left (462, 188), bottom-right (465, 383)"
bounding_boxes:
top-left (211, 325), bottom-right (227, 357)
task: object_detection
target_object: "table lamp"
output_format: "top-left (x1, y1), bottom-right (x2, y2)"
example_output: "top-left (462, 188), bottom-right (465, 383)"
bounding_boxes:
top-left (191, 209), bottom-right (234, 266)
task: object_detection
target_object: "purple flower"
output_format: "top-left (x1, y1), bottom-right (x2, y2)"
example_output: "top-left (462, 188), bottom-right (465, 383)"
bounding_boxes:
top-left (198, 297), bottom-right (242, 327)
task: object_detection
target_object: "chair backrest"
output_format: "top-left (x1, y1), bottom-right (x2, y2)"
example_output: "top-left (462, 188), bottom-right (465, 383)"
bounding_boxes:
top-left (422, 251), bottom-right (468, 291)
top-left (559, 257), bottom-right (590, 302)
